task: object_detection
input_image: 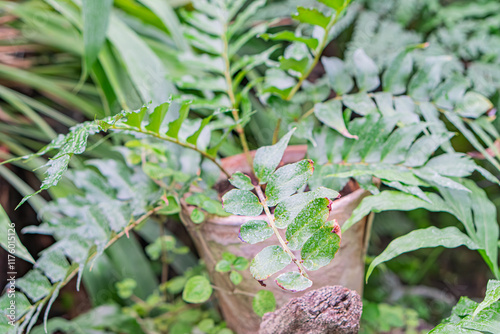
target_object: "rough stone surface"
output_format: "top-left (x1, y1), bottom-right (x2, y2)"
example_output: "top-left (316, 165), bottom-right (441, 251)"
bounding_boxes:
top-left (259, 285), bottom-right (362, 334)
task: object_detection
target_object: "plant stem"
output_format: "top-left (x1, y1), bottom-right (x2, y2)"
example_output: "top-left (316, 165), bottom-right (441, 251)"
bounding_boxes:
top-left (285, 7), bottom-right (345, 101)
top-left (254, 185), bottom-right (309, 278)
top-left (222, 23), bottom-right (253, 170)
top-left (110, 124), bottom-right (231, 178)
top-left (211, 284), bottom-right (256, 298)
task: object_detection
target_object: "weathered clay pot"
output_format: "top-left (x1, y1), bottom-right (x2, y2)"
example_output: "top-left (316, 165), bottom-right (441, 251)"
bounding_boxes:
top-left (179, 145), bottom-right (372, 334)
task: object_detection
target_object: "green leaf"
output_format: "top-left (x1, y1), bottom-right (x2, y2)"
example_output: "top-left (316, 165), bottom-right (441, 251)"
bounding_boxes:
top-left (182, 276), bottom-right (213, 303)
top-left (229, 172), bottom-right (254, 191)
top-left (472, 280), bottom-right (500, 318)
top-left (455, 92), bottom-right (493, 118)
top-left (342, 92), bottom-right (377, 116)
top-left (250, 246), bottom-right (291, 281)
top-left (380, 123), bottom-right (426, 164)
top-left (215, 260), bottom-right (232, 273)
top-left (466, 181), bottom-right (499, 278)
top-left (275, 272), bottom-right (312, 292)
top-left (17, 270), bottom-right (52, 302)
top-left (292, 7), bottom-right (330, 29)
top-left (190, 208), bottom-right (205, 224)
top-left (82, 0), bottom-right (112, 74)
top-left (253, 129), bottom-right (295, 184)
top-left (301, 225), bottom-right (341, 271)
top-left (222, 189), bottom-right (263, 216)
top-left (239, 220), bottom-right (273, 244)
top-left (260, 31), bottom-right (319, 50)
top-left (222, 252), bottom-right (237, 263)
top-left (382, 48), bottom-right (413, 95)
top-left (230, 271), bottom-right (243, 285)
top-left (252, 290), bottom-right (276, 317)
top-left (315, 100), bottom-right (358, 139)
top-left (233, 257), bottom-right (249, 271)
top-left (432, 74), bottom-right (470, 110)
top-left (343, 191), bottom-right (451, 231)
top-left (166, 101), bottom-right (191, 139)
top-left (353, 49), bottom-right (379, 92)
top-left (0, 206), bottom-right (34, 263)
top-left (318, 0), bottom-right (347, 11)
top-left (321, 57), bottom-right (354, 95)
top-left (366, 227), bottom-right (479, 281)
top-left (266, 160), bottom-right (314, 206)
top-left (145, 102), bottom-right (169, 134)
top-left (286, 197), bottom-right (331, 250)
top-left (34, 249), bottom-right (70, 283)
top-left (275, 187), bottom-right (339, 229)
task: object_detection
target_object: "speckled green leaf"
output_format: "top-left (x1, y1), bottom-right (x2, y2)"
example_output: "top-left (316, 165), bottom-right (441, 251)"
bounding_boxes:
top-left (0, 206), bottom-right (34, 263)
top-left (275, 272), bottom-right (312, 292)
top-left (229, 172), bottom-right (254, 191)
top-left (239, 220), bottom-right (273, 244)
top-left (266, 160), bottom-right (314, 206)
top-left (252, 290), bottom-right (276, 317)
top-left (250, 246), bottom-right (291, 281)
top-left (34, 248), bottom-right (70, 283)
top-left (292, 7), bottom-right (329, 29)
top-left (286, 198), bottom-right (331, 250)
top-left (301, 226), bottom-right (341, 271)
top-left (182, 276), bottom-right (212, 303)
top-left (275, 187), bottom-right (339, 229)
top-left (222, 189), bottom-right (263, 216)
top-left (382, 49), bottom-right (413, 95)
top-left (253, 129), bottom-right (295, 184)
top-left (145, 102), bottom-right (169, 134)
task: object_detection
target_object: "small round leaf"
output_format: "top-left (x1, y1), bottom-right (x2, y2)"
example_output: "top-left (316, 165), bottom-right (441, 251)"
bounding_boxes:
top-left (253, 290), bottom-right (276, 317)
top-left (215, 260), bottom-right (232, 273)
top-left (182, 276), bottom-right (213, 303)
top-left (230, 271), bottom-right (243, 285)
top-left (190, 208), bottom-right (205, 224)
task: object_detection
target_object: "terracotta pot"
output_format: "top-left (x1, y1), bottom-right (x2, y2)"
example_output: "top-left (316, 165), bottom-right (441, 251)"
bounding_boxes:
top-left (179, 145), bottom-right (373, 334)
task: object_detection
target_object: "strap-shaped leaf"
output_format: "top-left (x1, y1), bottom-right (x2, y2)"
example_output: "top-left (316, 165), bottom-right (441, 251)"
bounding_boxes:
top-left (82, 0), bottom-right (112, 74)
top-left (239, 220), bottom-right (273, 244)
top-left (253, 129), bottom-right (295, 184)
top-left (250, 245), bottom-right (291, 281)
top-left (222, 189), bottom-right (263, 216)
top-left (265, 159), bottom-right (314, 206)
top-left (366, 226), bottom-right (480, 281)
top-left (286, 197), bottom-right (331, 250)
top-left (275, 272), bottom-right (312, 292)
top-left (343, 191), bottom-right (451, 231)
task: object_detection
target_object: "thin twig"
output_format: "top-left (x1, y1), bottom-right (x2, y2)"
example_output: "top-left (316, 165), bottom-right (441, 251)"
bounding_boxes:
top-left (254, 185), bottom-right (309, 277)
top-left (110, 124), bottom-right (231, 178)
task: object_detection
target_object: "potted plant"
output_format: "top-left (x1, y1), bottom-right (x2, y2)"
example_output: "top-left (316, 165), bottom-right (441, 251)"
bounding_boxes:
top-left (2, 0), bottom-right (500, 333)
